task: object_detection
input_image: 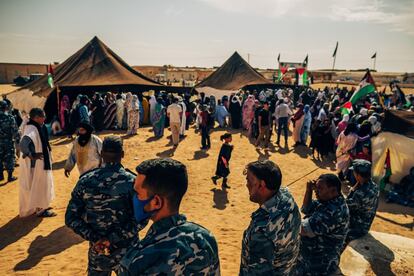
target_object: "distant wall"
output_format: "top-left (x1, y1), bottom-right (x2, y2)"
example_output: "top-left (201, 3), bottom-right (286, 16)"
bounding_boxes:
top-left (0, 63), bottom-right (48, 84)
top-left (133, 65), bottom-right (214, 84)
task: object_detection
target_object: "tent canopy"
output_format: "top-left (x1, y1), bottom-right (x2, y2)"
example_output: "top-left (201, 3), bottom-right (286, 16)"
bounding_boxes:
top-left (7, 36), bottom-right (163, 113)
top-left (382, 110), bottom-right (414, 139)
top-left (196, 51), bottom-right (271, 91)
top-left (20, 36), bottom-right (161, 98)
top-left (372, 132), bottom-right (414, 183)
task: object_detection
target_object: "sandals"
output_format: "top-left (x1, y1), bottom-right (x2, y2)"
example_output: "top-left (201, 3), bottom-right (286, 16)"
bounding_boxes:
top-left (37, 209), bottom-right (57, 217)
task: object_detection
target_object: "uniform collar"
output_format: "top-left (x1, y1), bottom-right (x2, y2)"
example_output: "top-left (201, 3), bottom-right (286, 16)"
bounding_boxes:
top-left (102, 162), bottom-right (123, 170)
top-left (149, 214), bottom-right (187, 235)
top-left (320, 194), bottom-right (344, 205)
top-left (252, 192), bottom-right (279, 218)
top-left (261, 192), bottom-right (279, 213)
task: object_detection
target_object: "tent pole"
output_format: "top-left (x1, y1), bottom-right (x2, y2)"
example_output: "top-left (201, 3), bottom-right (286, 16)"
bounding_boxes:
top-left (56, 85), bottom-right (60, 119)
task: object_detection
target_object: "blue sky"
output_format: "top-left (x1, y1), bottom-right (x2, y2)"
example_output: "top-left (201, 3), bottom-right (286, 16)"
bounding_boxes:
top-left (0, 0), bottom-right (413, 72)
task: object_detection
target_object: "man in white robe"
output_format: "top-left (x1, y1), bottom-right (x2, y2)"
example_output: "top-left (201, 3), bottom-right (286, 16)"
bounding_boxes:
top-left (115, 93), bottom-right (125, 129)
top-left (178, 96), bottom-right (187, 137)
top-left (19, 108), bottom-right (55, 217)
top-left (64, 121), bottom-right (102, 177)
top-left (149, 95), bottom-right (157, 124)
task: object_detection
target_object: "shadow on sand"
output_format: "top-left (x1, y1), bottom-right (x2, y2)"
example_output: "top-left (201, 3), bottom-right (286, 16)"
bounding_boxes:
top-left (156, 147), bottom-right (177, 158)
top-left (0, 216), bottom-right (43, 251)
top-left (211, 187), bottom-right (229, 210)
top-left (348, 233), bottom-right (395, 276)
top-left (52, 159), bottom-right (67, 170)
top-left (14, 226), bottom-right (84, 271)
top-left (188, 150), bottom-right (209, 161)
top-left (50, 137), bottom-right (74, 146)
top-left (376, 194), bottom-right (414, 218)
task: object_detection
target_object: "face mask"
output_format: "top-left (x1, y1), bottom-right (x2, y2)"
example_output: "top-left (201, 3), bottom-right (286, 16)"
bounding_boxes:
top-left (133, 194), bottom-right (155, 223)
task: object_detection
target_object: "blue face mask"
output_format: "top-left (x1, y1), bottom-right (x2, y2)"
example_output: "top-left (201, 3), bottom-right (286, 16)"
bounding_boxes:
top-left (133, 194), bottom-right (154, 223)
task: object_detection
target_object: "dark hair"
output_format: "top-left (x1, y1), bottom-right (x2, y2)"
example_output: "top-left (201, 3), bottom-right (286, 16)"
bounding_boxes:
top-left (356, 169), bottom-right (371, 179)
top-left (220, 133), bottom-right (232, 141)
top-left (246, 160), bottom-right (282, 191)
top-left (318, 174), bottom-right (342, 193)
top-left (136, 158), bottom-right (188, 211)
top-left (344, 122), bottom-right (358, 136)
top-left (29, 108), bottom-right (45, 119)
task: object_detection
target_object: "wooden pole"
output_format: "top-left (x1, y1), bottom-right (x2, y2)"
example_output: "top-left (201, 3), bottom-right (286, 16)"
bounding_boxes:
top-left (56, 85), bottom-right (60, 118)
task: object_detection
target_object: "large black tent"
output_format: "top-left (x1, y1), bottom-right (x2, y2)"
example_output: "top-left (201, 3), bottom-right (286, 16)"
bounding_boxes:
top-left (7, 36), bottom-right (191, 116)
top-left (195, 51), bottom-right (271, 97)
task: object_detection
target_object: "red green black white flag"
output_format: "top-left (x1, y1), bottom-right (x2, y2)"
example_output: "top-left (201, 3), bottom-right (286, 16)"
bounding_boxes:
top-left (47, 64), bottom-right (54, 88)
top-left (349, 69), bottom-right (376, 105)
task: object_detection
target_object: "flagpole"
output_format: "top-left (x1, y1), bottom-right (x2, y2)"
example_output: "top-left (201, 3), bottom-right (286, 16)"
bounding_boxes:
top-left (332, 55), bottom-right (336, 72)
top-left (56, 85), bottom-right (60, 118)
top-left (373, 55), bottom-right (377, 71)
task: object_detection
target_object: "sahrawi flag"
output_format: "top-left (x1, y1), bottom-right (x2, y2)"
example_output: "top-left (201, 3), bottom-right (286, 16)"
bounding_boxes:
top-left (340, 69), bottom-right (376, 114)
top-left (47, 64), bottom-right (54, 88)
top-left (349, 69), bottom-right (376, 105)
top-left (379, 149), bottom-right (392, 191)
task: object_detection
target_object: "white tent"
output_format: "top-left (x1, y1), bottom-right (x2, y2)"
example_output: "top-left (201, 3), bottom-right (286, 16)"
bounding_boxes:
top-left (372, 132), bottom-right (414, 183)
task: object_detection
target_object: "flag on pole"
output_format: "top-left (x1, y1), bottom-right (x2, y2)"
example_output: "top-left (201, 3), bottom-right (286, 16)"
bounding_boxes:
top-left (371, 52), bottom-right (377, 59)
top-left (340, 101), bottom-right (353, 115)
top-left (379, 149), bottom-right (392, 191)
top-left (47, 64), bottom-right (54, 88)
top-left (332, 41), bottom-right (338, 58)
top-left (349, 69), bottom-right (376, 105)
top-left (391, 83), bottom-right (409, 107)
top-left (303, 55), bottom-right (308, 65)
top-left (277, 53), bottom-right (280, 62)
top-left (378, 85), bottom-right (385, 108)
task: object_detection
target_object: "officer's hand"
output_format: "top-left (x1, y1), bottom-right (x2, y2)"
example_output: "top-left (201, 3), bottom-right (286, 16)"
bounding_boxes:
top-left (64, 170), bottom-right (70, 178)
top-left (306, 180), bottom-right (316, 191)
top-left (93, 238), bottom-right (111, 255)
top-left (29, 153), bottom-right (43, 161)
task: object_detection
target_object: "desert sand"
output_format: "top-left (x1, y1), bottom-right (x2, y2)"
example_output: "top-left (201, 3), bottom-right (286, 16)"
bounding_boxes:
top-left (0, 123), bottom-right (413, 275)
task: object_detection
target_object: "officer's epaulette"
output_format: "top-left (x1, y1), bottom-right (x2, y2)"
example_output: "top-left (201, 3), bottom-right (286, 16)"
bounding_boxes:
top-left (125, 167), bottom-right (137, 176)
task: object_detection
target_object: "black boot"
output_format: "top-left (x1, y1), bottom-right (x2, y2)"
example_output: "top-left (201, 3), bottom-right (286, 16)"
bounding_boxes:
top-left (211, 176), bottom-right (218, 185)
top-left (7, 170), bottom-right (17, 182)
top-left (222, 178), bottom-right (230, 189)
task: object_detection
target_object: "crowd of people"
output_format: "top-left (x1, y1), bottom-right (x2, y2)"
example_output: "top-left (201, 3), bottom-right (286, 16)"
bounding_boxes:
top-left (0, 81), bottom-right (413, 275)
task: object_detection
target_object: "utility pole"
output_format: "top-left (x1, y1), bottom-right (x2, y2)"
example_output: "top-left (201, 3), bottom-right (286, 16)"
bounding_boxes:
top-left (247, 53), bottom-right (250, 64)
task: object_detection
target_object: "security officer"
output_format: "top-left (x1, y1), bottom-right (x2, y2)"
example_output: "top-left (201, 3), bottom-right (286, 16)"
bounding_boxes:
top-left (65, 135), bottom-right (146, 276)
top-left (119, 158), bottom-right (220, 275)
top-left (298, 173), bottom-right (350, 275)
top-left (240, 160), bottom-right (301, 275)
top-left (0, 100), bottom-right (18, 182)
top-left (346, 159), bottom-right (379, 242)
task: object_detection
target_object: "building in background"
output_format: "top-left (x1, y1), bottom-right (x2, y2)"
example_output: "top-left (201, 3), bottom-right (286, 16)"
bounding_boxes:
top-left (0, 62), bottom-right (49, 84)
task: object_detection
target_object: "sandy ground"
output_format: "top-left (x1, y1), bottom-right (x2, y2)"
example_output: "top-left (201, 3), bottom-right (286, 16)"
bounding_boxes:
top-left (0, 84), bottom-right (18, 96)
top-left (0, 124), bottom-right (413, 275)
